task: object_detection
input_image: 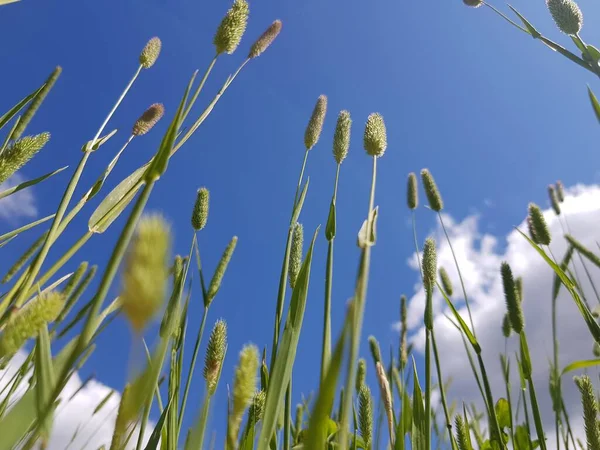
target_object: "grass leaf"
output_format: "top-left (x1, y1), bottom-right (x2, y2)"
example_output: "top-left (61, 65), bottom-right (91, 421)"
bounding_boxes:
top-left (0, 167), bottom-right (68, 201)
top-left (561, 358), bottom-right (600, 376)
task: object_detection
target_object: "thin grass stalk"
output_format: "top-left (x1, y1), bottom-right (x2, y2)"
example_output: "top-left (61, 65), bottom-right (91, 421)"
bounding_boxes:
top-left (425, 331), bottom-right (432, 450)
top-left (338, 156), bottom-right (377, 450)
top-left (520, 333), bottom-right (547, 450)
top-left (321, 163), bottom-right (340, 383)
top-left (477, 352), bottom-right (505, 449)
top-left (552, 286), bottom-right (561, 450)
top-left (182, 57), bottom-right (218, 121)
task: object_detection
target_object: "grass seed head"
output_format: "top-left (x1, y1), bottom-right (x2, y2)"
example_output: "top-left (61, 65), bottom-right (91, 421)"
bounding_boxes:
top-left (501, 262), bottom-right (524, 334)
top-left (502, 313), bottom-right (512, 338)
top-left (368, 335), bottom-right (382, 366)
top-left (204, 319), bottom-right (227, 395)
top-left (248, 20), bottom-right (282, 59)
top-left (358, 384), bottom-right (373, 449)
top-left (304, 95), bottom-right (328, 150)
top-left (132, 103), bottom-right (164, 136)
top-left (356, 358), bottom-right (367, 392)
top-left (61, 261), bottom-right (89, 298)
top-left (574, 375), bottom-right (600, 450)
top-left (139, 37), bottom-right (162, 69)
top-left (556, 180), bottom-right (565, 202)
top-left (363, 113), bottom-right (387, 157)
top-left (206, 236), bottom-right (238, 306)
top-left (400, 295), bottom-right (408, 368)
top-left (422, 238), bottom-right (437, 299)
top-left (2, 231), bottom-right (48, 284)
top-left (420, 169), bottom-right (444, 212)
top-left (289, 223), bottom-right (304, 289)
top-left (407, 172), bottom-right (418, 210)
top-left (214, 0), bottom-right (249, 55)
top-left (546, 0), bottom-right (583, 35)
top-left (376, 361), bottom-right (394, 446)
top-left (191, 187), bottom-right (210, 231)
top-left (120, 214), bottom-right (171, 332)
top-left (528, 203), bottom-right (551, 246)
top-left (548, 185), bottom-right (561, 216)
top-left (333, 110), bottom-right (352, 164)
top-left (228, 344), bottom-right (259, 446)
top-left (455, 415), bottom-right (473, 450)
top-left (439, 266), bottom-right (453, 297)
top-left (0, 132), bottom-right (51, 184)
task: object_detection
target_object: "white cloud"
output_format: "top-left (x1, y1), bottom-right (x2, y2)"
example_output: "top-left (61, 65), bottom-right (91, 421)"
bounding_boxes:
top-left (396, 183), bottom-right (600, 448)
top-left (0, 173), bottom-right (38, 222)
top-left (0, 349), bottom-right (154, 449)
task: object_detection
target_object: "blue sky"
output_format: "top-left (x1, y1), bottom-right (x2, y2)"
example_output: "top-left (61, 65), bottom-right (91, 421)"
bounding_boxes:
top-left (3, 0), bottom-right (600, 447)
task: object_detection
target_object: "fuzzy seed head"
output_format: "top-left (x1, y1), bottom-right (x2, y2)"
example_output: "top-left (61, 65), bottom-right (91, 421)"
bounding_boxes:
top-left (455, 415), bottom-right (473, 450)
top-left (204, 319), bottom-right (227, 395)
top-left (546, 0), bottom-right (583, 35)
top-left (333, 110), bottom-right (352, 164)
top-left (0, 132), bottom-right (51, 184)
top-left (556, 180), bottom-right (565, 203)
top-left (501, 262), bottom-right (524, 334)
top-left (463, 0), bottom-right (483, 7)
top-left (528, 203), bottom-right (551, 246)
top-left (132, 103), bottom-right (164, 136)
top-left (120, 214), bottom-right (171, 332)
top-left (249, 20), bottom-right (282, 59)
top-left (502, 313), bottom-right (512, 338)
top-left (304, 95), bottom-right (328, 150)
top-left (206, 236), bottom-right (238, 306)
top-left (407, 172), bottom-right (418, 210)
top-left (363, 113), bottom-right (387, 157)
top-left (526, 215), bottom-right (540, 244)
top-left (295, 404), bottom-right (304, 436)
top-left (289, 223), bottom-right (304, 289)
top-left (400, 295), bottom-right (408, 368)
top-left (139, 37), bottom-right (162, 69)
top-left (0, 292), bottom-right (64, 358)
top-left (421, 169), bottom-right (444, 212)
top-left (422, 238), bottom-right (437, 298)
top-left (548, 185), bottom-right (561, 216)
top-left (3, 231), bottom-right (48, 284)
top-left (356, 358), bottom-right (367, 392)
top-left (214, 0), bottom-right (249, 55)
top-left (515, 276), bottom-right (523, 303)
top-left (191, 187), bottom-right (210, 231)
top-left (368, 335), bottom-right (382, 366)
top-left (358, 384), bottom-right (373, 449)
top-left (574, 375), bottom-right (600, 450)
top-left (228, 344), bottom-right (259, 447)
top-left (376, 361), bottom-right (394, 446)
top-left (439, 267), bottom-right (453, 297)
top-left (248, 390), bottom-right (266, 422)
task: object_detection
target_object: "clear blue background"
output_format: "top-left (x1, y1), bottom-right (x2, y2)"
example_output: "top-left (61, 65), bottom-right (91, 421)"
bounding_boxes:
top-left (1, 0), bottom-right (600, 446)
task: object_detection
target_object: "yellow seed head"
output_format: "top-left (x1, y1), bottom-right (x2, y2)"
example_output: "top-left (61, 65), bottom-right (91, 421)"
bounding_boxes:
top-left (0, 132), bottom-right (51, 184)
top-left (333, 110), bottom-right (352, 164)
top-left (0, 292), bottom-right (64, 358)
top-left (214, 0), bottom-right (249, 55)
top-left (358, 384), bottom-right (373, 449)
top-left (139, 37), bottom-right (162, 69)
top-left (376, 362), bottom-right (394, 446)
top-left (228, 344), bottom-right (259, 447)
top-left (204, 319), bottom-right (227, 395)
top-left (191, 187), bottom-right (210, 231)
top-left (304, 95), bottom-right (328, 150)
top-left (363, 113), bottom-right (387, 157)
top-left (120, 214), bottom-right (171, 332)
top-left (249, 20), bottom-right (282, 59)
top-left (132, 103), bottom-right (164, 136)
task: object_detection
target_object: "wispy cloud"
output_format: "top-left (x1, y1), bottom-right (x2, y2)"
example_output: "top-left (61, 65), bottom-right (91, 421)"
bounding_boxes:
top-left (0, 173), bottom-right (37, 223)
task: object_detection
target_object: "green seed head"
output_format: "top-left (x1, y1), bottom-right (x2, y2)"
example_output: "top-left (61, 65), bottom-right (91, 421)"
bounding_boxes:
top-left (358, 384), bottom-right (373, 449)
top-left (556, 180), bottom-right (565, 203)
top-left (132, 103), bottom-right (164, 136)
top-left (139, 37), bottom-right (162, 69)
top-left (593, 342), bottom-right (600, 357)
top-left (204, 319), bottom-right (227, 395)
top-left (502, 313), bottom-right (512, 338)
top-left (515, 276), bottom-right (523, 303)
top-left (574, 375), bottom-right (600, 450)
top-left (228, 344), bottom-right (259, 447)
top-left (368, 335), bottom-right (382, 366)
top-left (455, 415), bottom-right (473, 450)
top-left (2, 231), bottom-right (48, 284)
top-left (120, 214), bottom-right (171, 332)
top-left (422, 238), bottom-right (437, 299)
top-left (0, 132), bottom-right (51, 184)
top-left (400, 295), bottom-right (408, 368)
top-left (407, 172), bottom-right (418, 210)
top-left (356, 358), bottom-right (367, 392)
top-left (289, 223), bottom-right (304, 289)
top-left (0, 291), bottom-right (64, 358)
top-left (363, 113), bottom-right (387, 157)
top-left (463, 0), bottom-right (483, 7)
top-left (501, 262), bottom-right (524, 334)
top-left (206, 236), bottom-right (238, 306)
top-left (439, 267), bottom-right (453, 297)
top-left (548, 185), bottom-right (561, 216)
top-left (248, 20), bottom-right (282, 59)
top-left (214, 0), bottom-right (249, 55)
top-left (61, 261), bottom-right (89, 298)
top-left (191, 187), bottom-right (210, 231)
top-left (333, 110), bottom-right (352, 164)
top-left (248, 390), bottom-right (266, 422)
top-left (421, 169), bottom-right (444, 212)
top-left (295, 404), bottom-right (304, 436)
top-left (304, 95), bottom-right (328, 150)
top-left (528, 203), bottom-right (552, 246)
top-left (546, 0), bottom-right (583, 35)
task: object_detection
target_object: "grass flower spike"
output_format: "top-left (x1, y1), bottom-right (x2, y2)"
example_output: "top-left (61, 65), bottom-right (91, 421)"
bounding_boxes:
top-left (439, 267), bottom-right (453, 297)
top-left (502, 313), bottom-right (512, 338)
top-left (376, 361), bottom-right (394, 446)
top-left (249, 20), bottom-right (282, 59)
top-left (0, 132), bottom-right (50, 184)
top-left (120, 214), bottom-right (171, 332)
top-left (0, 292), bottom-right (64, 358)
top-left (400, 295), bottom-right (408, 368)
top-left (192, 187), bottom-right (210, 231)
top-left (132, 103), bottom-right (164, 136)
top-left (528, 203), bottom-right (551, 246)
top-left (355, 358), bottom-right (367, 392)
top-left (289, 222), bottom-right (304, 289)
top-left (368, 335), bottom-right (382, 365)
top-left (546, 0), bottom-right (583, 35)
top-left (548, 185), bottom-right (561, 216)
top-left (363, 113), bottom-right (387, 157)
top-left (574, 375), bottom-right (600, 450)
top-left (304, 95), bottom-right (328, 150)
top-left (358, 384), bottom-right (373, 449)
top-left (207, 236), bottom-right (238, 306)
top-left (2, 231), bottom-right (48, 284)
top-left (556, 180), bottom-right (565, 202)
top-left (227, 344), bottom-right (259, 448)
top-left (421, 169), bottom-right (444, 211)
top-left (214, 0), bottom-right (249, 55)
top-left (501, 262), bottom-right (524, 334)
top-left (204, 320), bottom-right (227, 395)
top-left (139, 37), bottom-right (162, 68)
top-left (248, 390), bottom-right (266, 421)
top-left (407, 172), bottom-right (418, 210)
top-left (333, 110), bottom-right (352, 164)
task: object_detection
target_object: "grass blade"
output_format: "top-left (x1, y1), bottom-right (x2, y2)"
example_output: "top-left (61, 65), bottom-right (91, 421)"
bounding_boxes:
top-left (0, 167), bottom-right (68, 201)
